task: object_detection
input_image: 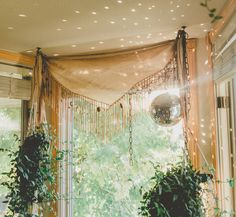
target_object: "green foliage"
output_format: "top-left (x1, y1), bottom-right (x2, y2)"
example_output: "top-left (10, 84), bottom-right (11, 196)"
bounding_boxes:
top-left (139, 159), bottom-right (211, 217)
top-left (200, 0), bottom-right (223, 23)
top-left (1, 125), bottom-right (61, 217)
top-left (72, 112), bottom-right (184, 217)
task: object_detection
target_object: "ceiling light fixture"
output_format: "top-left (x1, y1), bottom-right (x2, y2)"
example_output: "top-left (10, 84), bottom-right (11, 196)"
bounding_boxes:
top-left (57, 28), bottom-right (62, 31)
top-left (75, 10), bottom-right (80, 14)
top-left (91, 11), bottom-right (97, 15)
top-left (53, 54), bottom-right (59, 56)
top-left (117, 0), bottom-right (123, 3)
top-left (76, 26), bottom-right (82, 30)
top-left (62, 19), bottom-right (67, 22)
top-left (72, 44), bottom-right (77, 47)
top-left (110, 21), bottom-right (115, 24)
top-left (131, 9), bottom-right (136, 12)
top-left (104, 6), bottom-right (110, 9)
top-left (122, 17), bottom-right (127, 21)
top-left (7, 27), bottom-right (14, 30)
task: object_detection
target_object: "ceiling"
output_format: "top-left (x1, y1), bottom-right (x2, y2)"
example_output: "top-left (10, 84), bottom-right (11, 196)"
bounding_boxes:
top-left (0, 0), bottom-right (227, 56)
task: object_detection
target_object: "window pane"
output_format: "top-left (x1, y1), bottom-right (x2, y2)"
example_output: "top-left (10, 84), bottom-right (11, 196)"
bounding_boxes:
top-left (72, 91), bottom-right (184, 217)
top-left (0, 98), bottom-right (21, 215)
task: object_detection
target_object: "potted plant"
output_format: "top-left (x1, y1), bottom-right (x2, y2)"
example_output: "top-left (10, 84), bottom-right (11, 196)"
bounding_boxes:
top-left (139, 159), bottom-right (211, 217)
top-left (1, 125), bottom-right (63, 217)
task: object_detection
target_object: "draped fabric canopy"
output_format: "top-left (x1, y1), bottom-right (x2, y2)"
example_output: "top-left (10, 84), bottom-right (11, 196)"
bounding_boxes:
top-left (46, 41), bottom-right (175, 105)
top-left (30, 31), bottom-right (201, 168)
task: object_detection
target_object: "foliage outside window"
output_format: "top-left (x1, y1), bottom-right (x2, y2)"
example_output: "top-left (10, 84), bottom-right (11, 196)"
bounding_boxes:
top-left (72, 90), bottom-right (185, 217)
top-left (0, 99), bottom-right (21, 216)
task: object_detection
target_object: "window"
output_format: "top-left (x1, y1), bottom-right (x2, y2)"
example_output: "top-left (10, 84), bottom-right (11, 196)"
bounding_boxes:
top-left (0, 98), bottom-right (22, 216)
top-left (71, 89), bottom-right (184, 217)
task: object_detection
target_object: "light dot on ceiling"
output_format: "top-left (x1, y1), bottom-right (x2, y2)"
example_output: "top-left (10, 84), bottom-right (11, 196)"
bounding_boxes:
top-left (94, 20), bottom-right (98, 23)
top-left (72, 44), bottom-right (77, 48)
top-left (110, 21), bottom-right (115, 24)
top-left (144, 17), bottom-right (149, 20)
top-left (7, 27), bottom-right (14, 30)
top-left (122, 17), bottom-right (127, 21)
top-left (136, 35), bottom-right (141, 38)
top-left (148, 7), bottom-right (152, 10)
top-left (170, 9), bottom-right (174, 12)
top-left (152, 5), bottom-right (155, 8)
top-left (91, 11), bottom-right (97, 15)
top-left (176, 5), bottom-right (180, 8)
top-left (76, 26), bottom-right (82, 30)
top-left (53, 54), bottom-right (59, 56)
top-left (75, 10), bottom-right (80, 14)
top-left (26, 50), bottom-right (33, 53)
top-left (138, 3), bottom-right (142, 6)
top-left (99, 41), bottom-right (104, 44)
top-left (128, 41), bottom-right (133, 43)
top-left (104, 6), bottom-right (110, 9)
top-left (62, 19), bottom-right (67, 22)
top-left (204, 29), bottom-right (208, 32)
top-left (200, 23), bottom-right (204, 26)
top-left (57, 28), bottom-right (62, 31)
top-left (172, 17), bottom-right (176, 21)
top-left (134, 22), bottom-right (138, 26)
top-left (120, 38), bottom-right (124, 41)
top-left (159, 32), bottom-right (163, 36)
top-left (117, 0), bottom-right (123, 3)
top-left (19, 14), bottom-right (27, 17)
top-left (131, 9), bottom-right (136, 12)
top-left (187, 3), bottom-right (190, 6)
top-left (120, 44), bottom-right (124, 47)
top-left (90, 47), bottom-right (95, 50)
top-left (181, 14), bottom-right (185, 17)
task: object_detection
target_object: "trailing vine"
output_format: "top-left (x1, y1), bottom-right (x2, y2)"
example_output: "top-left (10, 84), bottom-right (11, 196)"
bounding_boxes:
top-left (200, 0), bottom-right (223, 23)
top-left (1, 125), bottom-right (63, 217)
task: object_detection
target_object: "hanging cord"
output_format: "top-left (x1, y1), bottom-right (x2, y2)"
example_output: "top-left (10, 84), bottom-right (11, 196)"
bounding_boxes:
top-left (128, 94), bottom-right (134, 166)
top-left (27, 47), bottom-right (41, 134)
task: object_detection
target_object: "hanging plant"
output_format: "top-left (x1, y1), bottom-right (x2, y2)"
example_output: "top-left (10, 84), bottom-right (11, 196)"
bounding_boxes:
top-left (1, 125), bottom-right (64, 217)
top-left (139, 159), bottom-right (212, 217)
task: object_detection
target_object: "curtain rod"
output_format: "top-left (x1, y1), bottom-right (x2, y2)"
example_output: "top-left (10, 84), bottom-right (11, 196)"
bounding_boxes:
top-left (0, 61), bottom-right (33, 70)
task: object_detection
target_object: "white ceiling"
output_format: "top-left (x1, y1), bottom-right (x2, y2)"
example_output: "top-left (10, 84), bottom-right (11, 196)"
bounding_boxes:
top-left (0, 0), bottom-right (227, 56)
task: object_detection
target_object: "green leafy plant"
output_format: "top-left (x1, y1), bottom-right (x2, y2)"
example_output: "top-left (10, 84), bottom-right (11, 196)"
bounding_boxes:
top-left (1, 125), bottom-right (63, 217)
top-left (200, 0), bottom-right (223, 23)
top-left (139, 159), bottom-right (212, 217)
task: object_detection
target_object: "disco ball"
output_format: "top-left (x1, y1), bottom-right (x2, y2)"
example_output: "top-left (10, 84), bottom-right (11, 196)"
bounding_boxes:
top-left (149, 93), bottom-right (182, 126)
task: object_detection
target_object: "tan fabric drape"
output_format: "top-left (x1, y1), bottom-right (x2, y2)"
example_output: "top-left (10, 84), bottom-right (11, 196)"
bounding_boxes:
top-left (46, 41), bottom-right (175, 105)
top-left (186, 39), bottom-right (199, 168)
